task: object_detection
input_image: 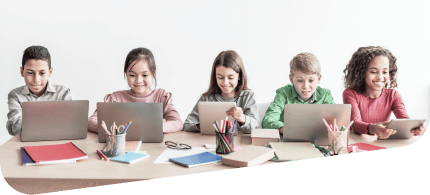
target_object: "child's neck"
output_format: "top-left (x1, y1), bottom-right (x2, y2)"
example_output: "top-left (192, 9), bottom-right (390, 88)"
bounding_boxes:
top-left (30, 86), bottom-right (48, 97)
top-left (220, 92), bottom-right (236, 98)
top-left (365, 87), bottom-right (383, 98)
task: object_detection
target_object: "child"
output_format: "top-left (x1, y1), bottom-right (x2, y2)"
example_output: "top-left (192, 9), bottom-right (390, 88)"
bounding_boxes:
top-left (183, 50), bottom-right (259, 134)
top-left (343, 46), bottom-right (426, 139)
top-left (262, 52), bottom-right (334, 134)
top-left (87, 47), bottom-right (183, 133)
top-left (6, 45), bottom-right (72, 136)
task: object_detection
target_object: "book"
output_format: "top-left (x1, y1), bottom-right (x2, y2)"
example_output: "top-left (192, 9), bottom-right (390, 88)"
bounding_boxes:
top-left (21, 147), bottom-right (77, 166)
top-left (110, 152), bottom-right (149, 164)
top-left (251, 129), bottom-right (280, 146)
top-left (347, 143), bottom-right (386, 152)
top-left (23, 142), bottom-right (88, 164)
top-left (221, 145), bottom-right (275, 167)
top-left (269, 142), bottom-right (323, 161)
top-left (169, 152), bottom-right (222, 168)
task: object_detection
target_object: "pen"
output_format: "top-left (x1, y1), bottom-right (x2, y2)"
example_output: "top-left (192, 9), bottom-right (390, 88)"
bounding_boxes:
top-left (345, 121), bottom-right (354, 131)
top-left (122, 121), bottom-right (132, 134)
top-left (322, 118), bottom-right (332, 131)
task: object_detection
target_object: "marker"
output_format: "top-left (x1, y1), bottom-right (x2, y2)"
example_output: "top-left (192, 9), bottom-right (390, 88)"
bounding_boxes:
top-left (339, 126), bottom-right (346, 131)
top-left (345, 121), bottom-right (354, 131)
top-left (322, 118), bottom-right (332, 131)
top-left (122, 121), bottom-right (132, 134)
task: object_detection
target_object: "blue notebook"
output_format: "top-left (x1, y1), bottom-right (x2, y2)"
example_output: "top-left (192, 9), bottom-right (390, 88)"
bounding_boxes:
top-left (21, 147), bottom-right (37, 166)
top-left (169, 152), bottom-right (222, 168)
top-left (110, 152), bottom-right (149, 164)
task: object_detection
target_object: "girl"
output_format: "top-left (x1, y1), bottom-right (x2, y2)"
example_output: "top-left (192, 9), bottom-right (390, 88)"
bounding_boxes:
top-left (183, 50), bottom-right (259, 134)
top-left (88, 47), bottom-right (183, 133)
top-left (342, 46), bottom-right (425, 139)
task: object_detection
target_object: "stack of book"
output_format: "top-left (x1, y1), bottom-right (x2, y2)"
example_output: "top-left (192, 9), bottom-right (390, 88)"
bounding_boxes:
top-left (20, 142), bottom-right (88, 166)
top-left (221, 145), bottom-right (275, 167)
top-left (251, 129), bottom-right (280, 146)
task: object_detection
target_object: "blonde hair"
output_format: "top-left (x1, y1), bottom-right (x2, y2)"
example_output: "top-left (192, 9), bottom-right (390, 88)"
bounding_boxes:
top-left (290, 52), bottom-right (321, 76)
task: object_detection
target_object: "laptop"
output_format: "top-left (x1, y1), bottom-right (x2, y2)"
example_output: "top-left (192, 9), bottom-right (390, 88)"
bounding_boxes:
top-left (21, 100), bottom-right (89, 142)
top-left (283, 104), bottom-right (351, 146)
top-left (198, 102), bottom-right (238, 135)
top-left (97, 102), bottom-right (164, 143)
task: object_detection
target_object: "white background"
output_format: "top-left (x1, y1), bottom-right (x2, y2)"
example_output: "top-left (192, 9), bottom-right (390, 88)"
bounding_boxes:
top-left (1, 1), bottom-right (429, 195)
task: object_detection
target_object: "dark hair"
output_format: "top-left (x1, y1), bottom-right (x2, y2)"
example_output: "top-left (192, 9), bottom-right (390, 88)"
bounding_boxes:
top-left (22, 46), bottom-right (51, 69)
top-left (123, 47), bottom-right (157, 88)
top-left (202, 50), bottom-right (250, 98)
top-left (343, 46), bottom-right (398, 93)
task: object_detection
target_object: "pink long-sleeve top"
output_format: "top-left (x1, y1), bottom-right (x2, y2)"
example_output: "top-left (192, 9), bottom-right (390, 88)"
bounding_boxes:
top-left (88, 89), bottom-right (183, 133)
top-left (342, 87), bottom-right (409, 135)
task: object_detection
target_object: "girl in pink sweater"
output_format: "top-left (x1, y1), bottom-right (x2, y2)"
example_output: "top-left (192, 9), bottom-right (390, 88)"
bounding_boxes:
top-left (342, 46), bottom-right (425, 139)
top-left (88, 48), bottom-right (183, 133)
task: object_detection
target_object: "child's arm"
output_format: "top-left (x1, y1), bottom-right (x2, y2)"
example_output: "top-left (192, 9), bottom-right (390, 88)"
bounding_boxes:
top-left (342, 88), bottom-right (371, 134)
top-left (161, 92), bottom-right (183, 133)
top-left (391, 90), bottom-right (409, 119)
top-left (322, 89), bottom-right (335, 104)
top-left (6, 91), bottom-right (22, 136)
top-left (87, 94), bottom-right (115, 133)
top-left (261, 90), bottom-right (287, 130)
top-left (183, 96), bottom-right (204, 132)
top-left (234, 93), bottom-right (260, 134)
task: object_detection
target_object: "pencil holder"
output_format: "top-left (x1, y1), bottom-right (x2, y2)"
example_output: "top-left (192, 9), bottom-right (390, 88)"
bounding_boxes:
top-left (327, 130), bottom-right (348, 155)
top-left (215, 131), bottom-right (234, 154)
top-left (105, 133), bottom-right (126, 157)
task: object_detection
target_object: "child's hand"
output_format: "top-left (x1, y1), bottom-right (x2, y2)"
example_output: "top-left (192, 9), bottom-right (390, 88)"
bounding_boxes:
top-left (279, 126), bottom-right (284, 134)
top-left (369, 122), bottom-right (396, 139)
top-left (226, 107), bottom-right (246, 123)
top-left (411, 125), bottom-right (426, 136)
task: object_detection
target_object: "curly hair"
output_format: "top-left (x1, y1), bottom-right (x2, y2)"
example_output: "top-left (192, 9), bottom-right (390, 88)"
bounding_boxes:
top-left (343, 46), bottom-right (398, 93)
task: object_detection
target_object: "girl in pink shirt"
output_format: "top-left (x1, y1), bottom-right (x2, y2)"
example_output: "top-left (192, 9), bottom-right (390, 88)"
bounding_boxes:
top-left (88, 48), bottom-right (183, 133)
top-left (342, 46), bottom-right (425, 139)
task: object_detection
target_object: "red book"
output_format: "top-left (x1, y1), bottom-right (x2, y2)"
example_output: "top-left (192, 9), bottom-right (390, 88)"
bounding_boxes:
top-left (23, 142), bottom-right (88, 164)
top-left (347, 143), bottom-right (386, 152)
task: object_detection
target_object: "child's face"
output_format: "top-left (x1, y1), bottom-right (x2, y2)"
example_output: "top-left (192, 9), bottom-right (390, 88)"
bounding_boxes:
top-left (365, 55), bottom-right (389, 92)
top-left (289, 70), bottom-right (321, 102)
top-left (126, 60), bottom-right (155, 96)
top-left (20, 59), bottom-right (53, 97)
top-left (216, 66), bottom-right (239, 98)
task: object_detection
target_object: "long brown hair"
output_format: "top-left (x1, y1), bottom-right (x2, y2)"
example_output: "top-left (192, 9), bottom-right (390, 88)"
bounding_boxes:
top-left (202, 50), bottom-right (250, 99)
top-left (343, 46), bottom-right (398, 93)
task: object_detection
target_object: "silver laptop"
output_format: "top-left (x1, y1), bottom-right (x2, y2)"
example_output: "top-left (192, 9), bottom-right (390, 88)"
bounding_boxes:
top-left (198, 102), bottom-right (238, 135)
top-left (97, 102), bottom-right (163, 143)
top-left (21, 100), bottom-right (89, 142)
top-left (283, 104), bottom-right (351, 146)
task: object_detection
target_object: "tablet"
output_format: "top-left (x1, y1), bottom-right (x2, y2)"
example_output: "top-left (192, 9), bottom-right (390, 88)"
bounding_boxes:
top-left (198, 102), bottom-right (238, 135)
top-left (384, 119), bottom-right (426, 139)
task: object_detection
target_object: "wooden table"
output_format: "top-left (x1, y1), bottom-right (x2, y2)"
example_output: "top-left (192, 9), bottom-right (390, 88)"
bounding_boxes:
top-left (0, 131), bottom-right (421, 194)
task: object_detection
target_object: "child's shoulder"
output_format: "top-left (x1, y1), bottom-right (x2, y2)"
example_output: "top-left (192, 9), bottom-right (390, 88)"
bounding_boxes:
top-left (8, 85), bottom-right (26, 94)
top-left (275, 84), bottom-right (294, 94)
top-left (48, 83), bottom-right (71, 93)
top-left (315, 85), bottom-right (332, 94)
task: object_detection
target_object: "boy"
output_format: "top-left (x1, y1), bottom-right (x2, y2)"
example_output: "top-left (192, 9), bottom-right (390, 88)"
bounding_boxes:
top-left (6, 45), bottom-right (72, 136)
top-left (262, 52), bottom-right (334, 134)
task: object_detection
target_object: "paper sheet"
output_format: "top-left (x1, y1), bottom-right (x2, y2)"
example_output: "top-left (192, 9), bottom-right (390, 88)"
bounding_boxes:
top-left (154, 147), bottom-right (216, 164)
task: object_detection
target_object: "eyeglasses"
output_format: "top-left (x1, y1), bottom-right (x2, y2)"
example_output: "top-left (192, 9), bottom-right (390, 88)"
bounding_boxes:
top-left (165, 141), bottom-right (192, 150)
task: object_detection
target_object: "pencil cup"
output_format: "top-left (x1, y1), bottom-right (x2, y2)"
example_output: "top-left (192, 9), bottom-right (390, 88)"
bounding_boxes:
top-left (105, 133), bottom-right (126, 157)
top-left (327, 130), bottom-right (348, 155)
top-left (215, 131), bottom-right (234, 154)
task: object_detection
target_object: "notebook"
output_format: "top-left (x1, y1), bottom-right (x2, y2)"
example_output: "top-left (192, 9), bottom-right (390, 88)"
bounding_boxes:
top-left (347, 143), bottom-right (386, 152)
top-left (169, 152), bottom-right (222, 168)
top-left (269, 142), bottom-right (323, 161)
top-left (23, 142), bottom-right (88, 164)
top-left (110, 152), bottom-right (149, 164)
top-left (21, 147), bottom-right (76, 166)
top-left (221, 145), bottom-right (275, 167)
top-left (251, 129), bottom-right (280, 146)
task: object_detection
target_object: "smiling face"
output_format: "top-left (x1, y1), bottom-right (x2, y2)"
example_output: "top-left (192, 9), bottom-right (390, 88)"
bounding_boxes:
top-left (365, 55), bottom-right (389, 95)
top-left (289, 70), bottom-right (321, 102)
top-left (216, 65), bottom-right (239, 98)
top-left (126, 59), bottom-right (155, 96)
top-left (20, 59), bottom-right (53, 97)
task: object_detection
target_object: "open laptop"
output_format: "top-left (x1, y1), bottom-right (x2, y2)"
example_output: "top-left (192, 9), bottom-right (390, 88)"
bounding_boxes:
top-left (283, 104), bottom-right (351, 146)
top-left (198, 102), bottom-right (238, 135)
top-left (97, 102), bottom-right (163, 143)
top-left (21, 100), bottom-right (89, 142)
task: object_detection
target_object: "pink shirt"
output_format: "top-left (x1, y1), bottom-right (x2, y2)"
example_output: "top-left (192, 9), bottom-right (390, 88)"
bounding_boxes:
top-left (88, 89), bottom-right (183, 133)
top-left (342, 87), bottom-right (409, 134)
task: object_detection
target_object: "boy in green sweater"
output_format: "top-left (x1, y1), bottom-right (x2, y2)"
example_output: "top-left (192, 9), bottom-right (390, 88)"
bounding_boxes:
top-left (262, 53), bottom-right (335, 134)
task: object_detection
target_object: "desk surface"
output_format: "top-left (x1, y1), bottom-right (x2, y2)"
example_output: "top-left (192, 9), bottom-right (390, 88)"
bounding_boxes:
top-left (0, 131), bottom-right (422, 193)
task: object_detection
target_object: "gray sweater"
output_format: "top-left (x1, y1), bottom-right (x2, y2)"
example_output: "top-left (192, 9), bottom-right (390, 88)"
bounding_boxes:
top-left (183, 90), bottom-right (260, 134)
